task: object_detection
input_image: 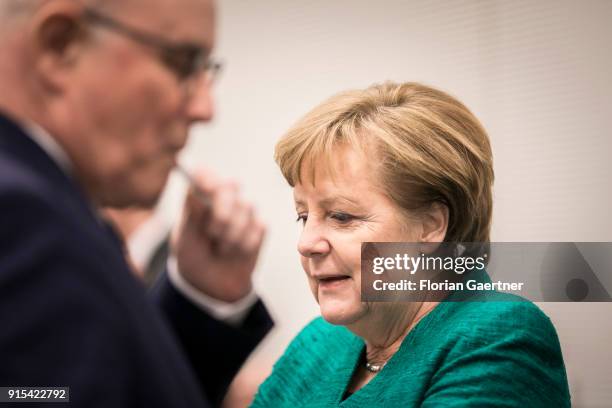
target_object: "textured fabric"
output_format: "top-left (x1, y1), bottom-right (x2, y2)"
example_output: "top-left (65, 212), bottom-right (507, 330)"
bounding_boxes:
top-left (252, 270), bottom-right (570, 407)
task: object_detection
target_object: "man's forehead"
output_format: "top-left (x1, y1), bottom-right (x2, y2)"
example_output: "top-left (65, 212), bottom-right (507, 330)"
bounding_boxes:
top-left (105, 0), bottom-right (215, 48)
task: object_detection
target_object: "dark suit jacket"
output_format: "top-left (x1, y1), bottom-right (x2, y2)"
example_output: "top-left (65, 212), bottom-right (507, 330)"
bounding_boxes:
top-left (0, 113), bottom-right (273, 407)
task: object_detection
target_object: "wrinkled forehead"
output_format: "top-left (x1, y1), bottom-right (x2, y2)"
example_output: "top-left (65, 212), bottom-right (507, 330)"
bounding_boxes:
top-left (101, 0), bottom-right (215, 50)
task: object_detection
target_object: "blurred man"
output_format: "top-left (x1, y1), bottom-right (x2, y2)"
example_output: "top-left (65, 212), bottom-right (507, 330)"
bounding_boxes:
top-left (104, 205), bottom-right (171, 285)
top-left (0, 0), bottom-right (271, 406)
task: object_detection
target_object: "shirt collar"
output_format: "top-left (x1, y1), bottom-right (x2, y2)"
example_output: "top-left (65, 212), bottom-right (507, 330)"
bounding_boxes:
top-left (21, 120), bottom-right (73, 175)
top-left (18, 119), bottom-right (108, 224)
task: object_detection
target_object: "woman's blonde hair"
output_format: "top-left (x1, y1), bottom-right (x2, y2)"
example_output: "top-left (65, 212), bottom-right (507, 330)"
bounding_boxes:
top-left (274, 82), bottom-right (494, 243)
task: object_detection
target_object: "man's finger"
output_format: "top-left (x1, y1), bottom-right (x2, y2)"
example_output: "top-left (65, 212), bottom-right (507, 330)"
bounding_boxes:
top-left (204, 181), bottom-right (239, 239)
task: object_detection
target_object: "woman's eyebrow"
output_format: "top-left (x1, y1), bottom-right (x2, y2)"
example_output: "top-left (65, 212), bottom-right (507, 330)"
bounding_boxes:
top-left (294, 195), bottom-right (362, 208)
top-left (319, 196), bottom-right (361, 207)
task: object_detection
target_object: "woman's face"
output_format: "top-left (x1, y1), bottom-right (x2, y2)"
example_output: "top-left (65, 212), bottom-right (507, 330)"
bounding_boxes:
top-left (294, 146), bottom-right (423, 327)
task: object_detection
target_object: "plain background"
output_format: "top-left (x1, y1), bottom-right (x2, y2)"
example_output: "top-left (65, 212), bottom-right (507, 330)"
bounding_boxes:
top-left (158, 1), bottom-right (612, 406)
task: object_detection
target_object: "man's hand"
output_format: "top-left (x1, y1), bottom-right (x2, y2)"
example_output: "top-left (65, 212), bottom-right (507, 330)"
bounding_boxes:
top-left (172, 169), bottom-right (266, 303)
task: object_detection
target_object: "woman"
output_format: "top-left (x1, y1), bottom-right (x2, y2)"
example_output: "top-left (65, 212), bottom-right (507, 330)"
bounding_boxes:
top-left (252, 82), bottom-right (570, 407)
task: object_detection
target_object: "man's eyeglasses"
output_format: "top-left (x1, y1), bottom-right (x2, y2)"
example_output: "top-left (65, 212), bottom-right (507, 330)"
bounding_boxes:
top-left (82, 8), bottom-right (222, 84)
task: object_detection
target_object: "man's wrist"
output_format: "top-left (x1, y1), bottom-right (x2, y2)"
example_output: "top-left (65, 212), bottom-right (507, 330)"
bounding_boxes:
top-left (166, 256), bottom-right (258, 326)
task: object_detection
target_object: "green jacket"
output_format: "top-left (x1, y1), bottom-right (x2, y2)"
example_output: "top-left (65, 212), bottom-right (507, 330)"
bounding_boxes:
top-left (252, 272), bottom-right (570, 407)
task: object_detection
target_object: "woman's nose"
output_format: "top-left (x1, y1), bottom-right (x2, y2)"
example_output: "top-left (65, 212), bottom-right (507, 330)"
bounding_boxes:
top-left (298, 221), bottom-right (330, 258)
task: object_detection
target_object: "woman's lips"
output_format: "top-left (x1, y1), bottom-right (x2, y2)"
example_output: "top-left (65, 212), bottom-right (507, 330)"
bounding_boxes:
top-left (316, 275), bottom-right (351, 290)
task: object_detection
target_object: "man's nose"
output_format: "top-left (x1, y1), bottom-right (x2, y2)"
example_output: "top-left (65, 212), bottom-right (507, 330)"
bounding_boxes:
top-left (185, 78), bottom-right (214, 122)
top-left (298, 221), bottom-right (331, 258)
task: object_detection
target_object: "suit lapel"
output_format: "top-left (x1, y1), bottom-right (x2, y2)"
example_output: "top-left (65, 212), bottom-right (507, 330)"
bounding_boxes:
top-left (0, 112), bottom-right (129, 265)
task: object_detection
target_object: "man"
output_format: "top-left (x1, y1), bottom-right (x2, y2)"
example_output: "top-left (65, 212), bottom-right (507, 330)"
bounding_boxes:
top-left (0, 0), bottom-right (272, 406)
top-left (103, 205), bottom-right (171, 286)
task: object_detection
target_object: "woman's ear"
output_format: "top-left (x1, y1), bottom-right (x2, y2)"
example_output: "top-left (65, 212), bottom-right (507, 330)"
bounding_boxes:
top-left (419, 202), bottom-right (449, 243)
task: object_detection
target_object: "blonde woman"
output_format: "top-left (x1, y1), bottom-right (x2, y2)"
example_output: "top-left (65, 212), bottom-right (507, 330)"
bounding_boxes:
top-left (251, 82), bottom-right (570, 407)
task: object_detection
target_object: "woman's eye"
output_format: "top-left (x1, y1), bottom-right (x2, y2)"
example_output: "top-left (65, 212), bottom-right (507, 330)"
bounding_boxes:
top-left (330, 212), bottom-right (356, 223)
top-left (296, 214), bottom-right (307, 225)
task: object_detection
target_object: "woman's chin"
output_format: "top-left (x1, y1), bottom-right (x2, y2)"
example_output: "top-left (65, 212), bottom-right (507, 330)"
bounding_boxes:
top-left (319, 302), bottom-right (366, 326)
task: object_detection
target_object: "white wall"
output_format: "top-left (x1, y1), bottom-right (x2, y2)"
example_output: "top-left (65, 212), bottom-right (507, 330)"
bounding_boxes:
top-left (160, 1), bottom-right (612, 406)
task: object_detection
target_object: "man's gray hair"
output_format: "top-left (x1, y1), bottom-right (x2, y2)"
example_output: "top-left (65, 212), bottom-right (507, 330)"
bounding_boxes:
top-left (5, 0), bottom-right (131, 20)
top-left (0, 0), bottom-right (43, 26)
top-left (0, 0), bottom-right (39, 16)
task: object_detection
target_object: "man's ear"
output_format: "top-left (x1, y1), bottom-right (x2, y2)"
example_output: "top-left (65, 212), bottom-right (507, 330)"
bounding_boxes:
top-left (419, 202), bottom-right (449, 243)
top-left (29, 1), bottom-right (88, 91)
